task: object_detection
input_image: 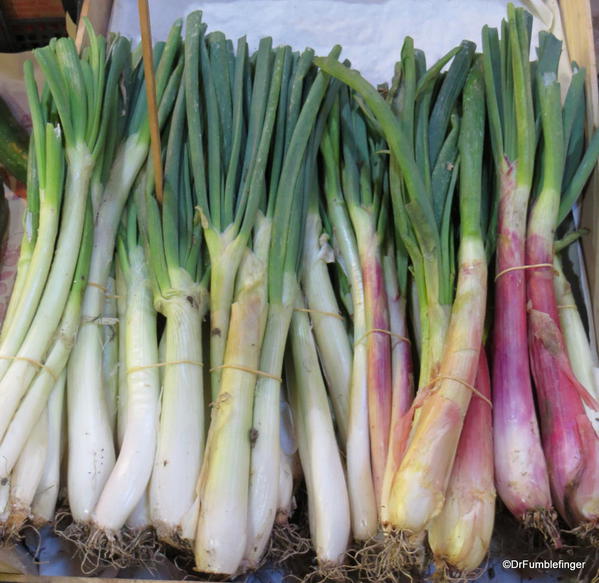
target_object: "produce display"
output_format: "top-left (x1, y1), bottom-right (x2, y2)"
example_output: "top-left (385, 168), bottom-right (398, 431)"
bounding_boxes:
top-left (0, 3), bottom-right (599, 581)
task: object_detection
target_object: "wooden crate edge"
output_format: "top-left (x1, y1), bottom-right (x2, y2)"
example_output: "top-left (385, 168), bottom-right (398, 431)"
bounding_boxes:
top-left (560, 0), bottom-right (599, 344)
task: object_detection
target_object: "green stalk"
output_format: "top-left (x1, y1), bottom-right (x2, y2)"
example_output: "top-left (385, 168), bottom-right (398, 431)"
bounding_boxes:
top-left (31, 368), bottom-right (66, 525)
top-left (195, 217), bottom-right (269, 575)
top-left (245, 47), bottom-right (337, 567)
top-left (388, 57), bottom-right (487, 536)
top-left (0, 131), bottom-right (39, 339)
top-left (0, 120), bottom-right (63, 365)
top-left (321, 114), bottom-right (377, 540)
top-left (553, 255), bottom-right (599, 436)
top-left (67, 26), bottom-right (182, 525)
top-left (141, 78), bottom-right (209, 545)
top-left (301, 202), bottom-right (351, 443)
top-left (184, 14), bottom-right (284, 400)
top-left (0, 205), bottom-right (92, 482)
top-left (101, 276), bottom-right (118, 439)
top-left (287, 289), bottom-right (351, 566)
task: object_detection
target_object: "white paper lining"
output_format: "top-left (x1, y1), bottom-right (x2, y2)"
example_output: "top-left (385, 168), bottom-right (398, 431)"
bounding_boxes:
top-left (109, 0), bottom-right (539, 84)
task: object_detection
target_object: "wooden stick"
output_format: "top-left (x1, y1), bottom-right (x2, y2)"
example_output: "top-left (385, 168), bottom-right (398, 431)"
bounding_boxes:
top-left (75, 0), bottom-right (114, 53)
top-left (138, 0), bottom-right (164, 204)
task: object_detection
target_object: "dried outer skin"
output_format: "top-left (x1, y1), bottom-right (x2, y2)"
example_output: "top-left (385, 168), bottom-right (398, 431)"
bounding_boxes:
top-left (388, 237), bottom-right (487, 533)
top-left (428, 349), bottom-right (495, 572)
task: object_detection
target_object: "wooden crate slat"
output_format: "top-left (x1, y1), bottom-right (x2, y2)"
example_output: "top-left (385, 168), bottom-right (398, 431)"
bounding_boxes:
top-left (560, 0), bottom-right (599, 344)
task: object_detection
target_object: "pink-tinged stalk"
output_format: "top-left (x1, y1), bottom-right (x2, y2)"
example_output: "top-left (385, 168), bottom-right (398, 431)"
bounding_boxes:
top-left (525, 65), bottom-right (599, 532)
top-left (387, 236), bottom-right (487, 533)
top-left (428, 349), bottom-right (495, 573)
top-left (380, 251), bottom-right (413, 526)
top-left (357, 224), bottom-right (392, 508)
top-left (526, 230), bottom-right (599, 527)
top-left (492, 167), bottom-right (555, 526)
top-left (388, 60), bottom-right (487, 535)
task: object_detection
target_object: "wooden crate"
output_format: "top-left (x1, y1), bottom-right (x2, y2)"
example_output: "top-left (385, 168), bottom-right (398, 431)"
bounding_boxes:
top-left (0, 0), bottom-right (597, 581)
top-left (564, 0), bottom-right (599, 342)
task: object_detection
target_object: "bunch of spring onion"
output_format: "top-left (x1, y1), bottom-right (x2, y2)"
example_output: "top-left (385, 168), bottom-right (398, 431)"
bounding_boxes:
top-left (183, 15), bottom-right (288, 573)
top-left (315, 35), bottom-right (514, 583)
top-left (83, 83), bottom-right (205, 567)
top-left (184, 14), bottom-right (344, 570)
top-left (318, 85), bottom-right (415, 553)
top-left (244, 45), bottom-right (347, 572)
top-left (281, 92), bottom-right (353, 574)
top-left (317, 33), bottom-right (485, 546)
top-left (66, 21), bottom-right (182, 543)
top-left (0, 26), bottom-right (130, 537)
top-left (482, 6), bottom-right (559, 543)
top-left (525, 30), bottom-right (599, 536)
top-left (426, 59), bottom-right (496, 576)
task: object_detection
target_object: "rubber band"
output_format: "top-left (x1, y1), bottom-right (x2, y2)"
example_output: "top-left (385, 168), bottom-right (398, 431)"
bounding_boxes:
top-left (210, 364), bottom-right (282, 383)
top-left (127, 360), bottom-right (204, 375)
top-left (87, 282), bottom-right (122, 299)
top-left (294, 307), bottom-right (344, 321)
top-left (354, 328), bottom-right (411, 348)
top-left (87, 282), bottom-right (107, 293)
top-left (557, 304), bottom-right (577, 310)
top-left (0, 355), bottom-right (57, 381)
top-left (431, 374), bottom-right (492, 408)
top-left (494, 263), bottom-right (554, 281)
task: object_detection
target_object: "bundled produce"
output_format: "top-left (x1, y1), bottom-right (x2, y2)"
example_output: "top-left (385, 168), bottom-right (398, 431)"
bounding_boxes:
top-left (0, 24), bottom-right (126, 534)
top-left (87, 203), bottom-right (159, 562)
top-left (143, 80), bottom-right (207, 548)
top-left (427, 350), bottom-right (494, 574)
top-left (1, 4), bottom-right (599, 582)
top-left (525, 31), bottom-right (599, 533)
top-left (427, 59), bottom-right (495, 573)
top-left (482, 8), bottom-right (559, 543)
top-left (66, 23), bottom-right (181, 539)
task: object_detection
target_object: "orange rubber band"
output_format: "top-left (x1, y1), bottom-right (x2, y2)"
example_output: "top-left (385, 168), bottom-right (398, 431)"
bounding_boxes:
top-left (495, 263), bottom-right (553, 281)
top-left (431, 374), bottom-right (492, 408)
top-left (354, 328), bottom-right (411, 348)
top-left (0, 355), bottom-right (57, 381)
top-left (127, 360), bottom-right (204, 375)
top-left (294, 307), bottom-right (344, 321)
top-left (209, 364), bottom-right (282, 383)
